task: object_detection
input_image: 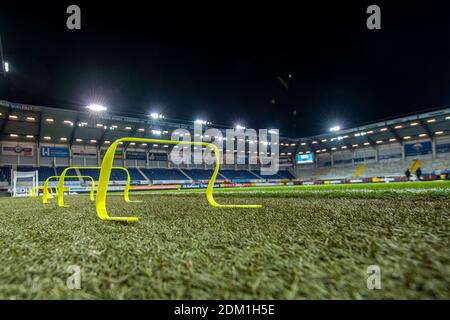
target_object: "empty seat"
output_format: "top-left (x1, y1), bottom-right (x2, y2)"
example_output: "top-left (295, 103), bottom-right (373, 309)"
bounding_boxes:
top-left (141, 168), bottom-right (188, 181)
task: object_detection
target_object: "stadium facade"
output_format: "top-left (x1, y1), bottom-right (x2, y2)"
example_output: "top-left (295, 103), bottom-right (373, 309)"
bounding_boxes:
top-left (0, 98), bottom-right (449, 192)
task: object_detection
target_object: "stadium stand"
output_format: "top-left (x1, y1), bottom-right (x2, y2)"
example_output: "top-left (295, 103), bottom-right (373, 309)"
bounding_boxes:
top-left (277, 170), bottom-right (296, 179)
top-left (141, 168), bottom-right (190, 182)
top-left (77, 168), bottom-right (100, 180)
top-left (127, 168), bottom-right (147, 181)
top-left (181, 169), bottom-right (216, 181)
top-left (219, 170), bottom-right (261, 181)
top-left (37, 167), bottom-right (56, 181)
top-left (296, 157), bottom-right (450, 181)
top-left (0, 166), bottom-right (11, 183)
top-left (56, 167), bottom-right (78, 176)
top-left (0, 98), bottom-right (449, 188)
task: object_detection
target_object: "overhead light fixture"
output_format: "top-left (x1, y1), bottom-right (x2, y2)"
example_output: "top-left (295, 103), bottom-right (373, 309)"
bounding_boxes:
top-left (26, 117), bottom-right (35, 121)
top-left (389, 138), bottom-right (397, 142)
top-left (195, 119), bottom-right (211, 125)
top-left (138, 128), bottom-right (145, 132)
top-left (364, 142), bottom-right (370, 145)
top-left (4, 62), bottom-right (9, 73)
top-left (96, 123), bottom-right (104, 127)
top-left (150, 113), bottom-right (164, 119)
top-left (410, 122), bottom-right (419, 126)
top-left (435, 131), bottom-right (444, 135)
top-left (26, 135), bottom-right (34, 138)
top-left (403, 136), bottom-right (411, 140)
top-left (125, 126), bottom-right (132, 130)
top-left (426, 119), bottom-right (436, 123)
top-left (380, 128), bottom-right (388, 132)
top-left (104, 140), bottom-right (111, 144)
top-left (60, 137), bottom-right (67, 141)
top-left (418, 133), bottom-right (427, 137)
top-left (86, 104), bottom-right (107, 112)
top-left (9, 115), bottom-right (18, 119)
top-left (394, 125), bottom-right (403, 129)
top-left (44, 136), bottom-right (51, 140)
top-left (76, 138), bottom-right (83, 142)
top-left (90, 139), bottom-right (96, 143)
top-left (46, 118), bottom-right (54, 122)
top-left (376, 140), bottom-right (383, 144)
top-left (10, 133), bottom-right (18, 137)
top-left (329, 125), bottom-right (341, 132)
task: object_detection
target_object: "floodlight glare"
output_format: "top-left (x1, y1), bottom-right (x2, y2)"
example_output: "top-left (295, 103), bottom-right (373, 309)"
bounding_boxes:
top-left (150, 112), bottom-right (165, 119)
top-left (195, 119), bottom-right (210, 125)
top-left (235, 124), bottom-right (246, 130)
top-left (152, 129), bottom-right (162, 135)
top-left (86, 104), bottom-right (107, 112)
top-left (329, 125), bottom-right (341, 132)
top-left (4, 62), bottom-right (9, 73)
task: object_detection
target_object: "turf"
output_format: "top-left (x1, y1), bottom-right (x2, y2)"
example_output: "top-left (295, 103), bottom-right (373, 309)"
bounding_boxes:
top-left (0, 185), bottom-right (449, 299)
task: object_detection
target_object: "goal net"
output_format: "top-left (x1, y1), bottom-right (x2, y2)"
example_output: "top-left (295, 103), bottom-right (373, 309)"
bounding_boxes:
top-left (11, 170), bottom-right (38, 197)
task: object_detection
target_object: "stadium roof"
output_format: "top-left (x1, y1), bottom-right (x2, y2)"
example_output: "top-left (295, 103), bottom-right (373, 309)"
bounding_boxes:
top-left (292, 108), bottom-right (450, 155)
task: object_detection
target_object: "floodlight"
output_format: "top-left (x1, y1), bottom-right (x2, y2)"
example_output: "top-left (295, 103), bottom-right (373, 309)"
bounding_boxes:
top-left (150, 113), bottom-right (165, 119)
top-left (195, 119), bottom-right (211, 125)
top-left (329, 125), bottom-right (341, 132)
top-left (152, 130), bottom-right (162, 135)
top-left (4, 62), bottom-right (9, 73)
top-left (235, 124), bottom-right (246, 130)
top-left (86, 104), bottom-right (107, 112)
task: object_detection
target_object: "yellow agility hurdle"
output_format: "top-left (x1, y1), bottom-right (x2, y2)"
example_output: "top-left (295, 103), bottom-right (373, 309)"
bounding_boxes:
top-left (95, 137), bottom-right (262, 222)
top-left (42, 175), bottom-right (96, 204)
top-left (57, 166), bottom-right (140, 208)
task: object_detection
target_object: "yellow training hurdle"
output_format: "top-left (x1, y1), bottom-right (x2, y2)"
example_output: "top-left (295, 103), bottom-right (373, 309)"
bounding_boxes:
top-left (95, 138), bottom-right (262, 222)
top-left (57, 166), bottom-right (140, 208)
top-left (42, 175), bottom-right (96, 204)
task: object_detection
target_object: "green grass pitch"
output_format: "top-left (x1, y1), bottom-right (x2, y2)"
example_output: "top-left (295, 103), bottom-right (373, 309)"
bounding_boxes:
top-left (0, 181), bottom-right (449, 299)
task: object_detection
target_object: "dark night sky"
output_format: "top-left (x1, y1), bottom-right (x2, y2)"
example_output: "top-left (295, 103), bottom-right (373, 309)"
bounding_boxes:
top-left (1, 1), bottom-right (450, 137)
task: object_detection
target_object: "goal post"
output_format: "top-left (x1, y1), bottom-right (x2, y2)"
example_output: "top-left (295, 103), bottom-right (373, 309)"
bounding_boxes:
top-left (12, 170), bottom-right (38, 197)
